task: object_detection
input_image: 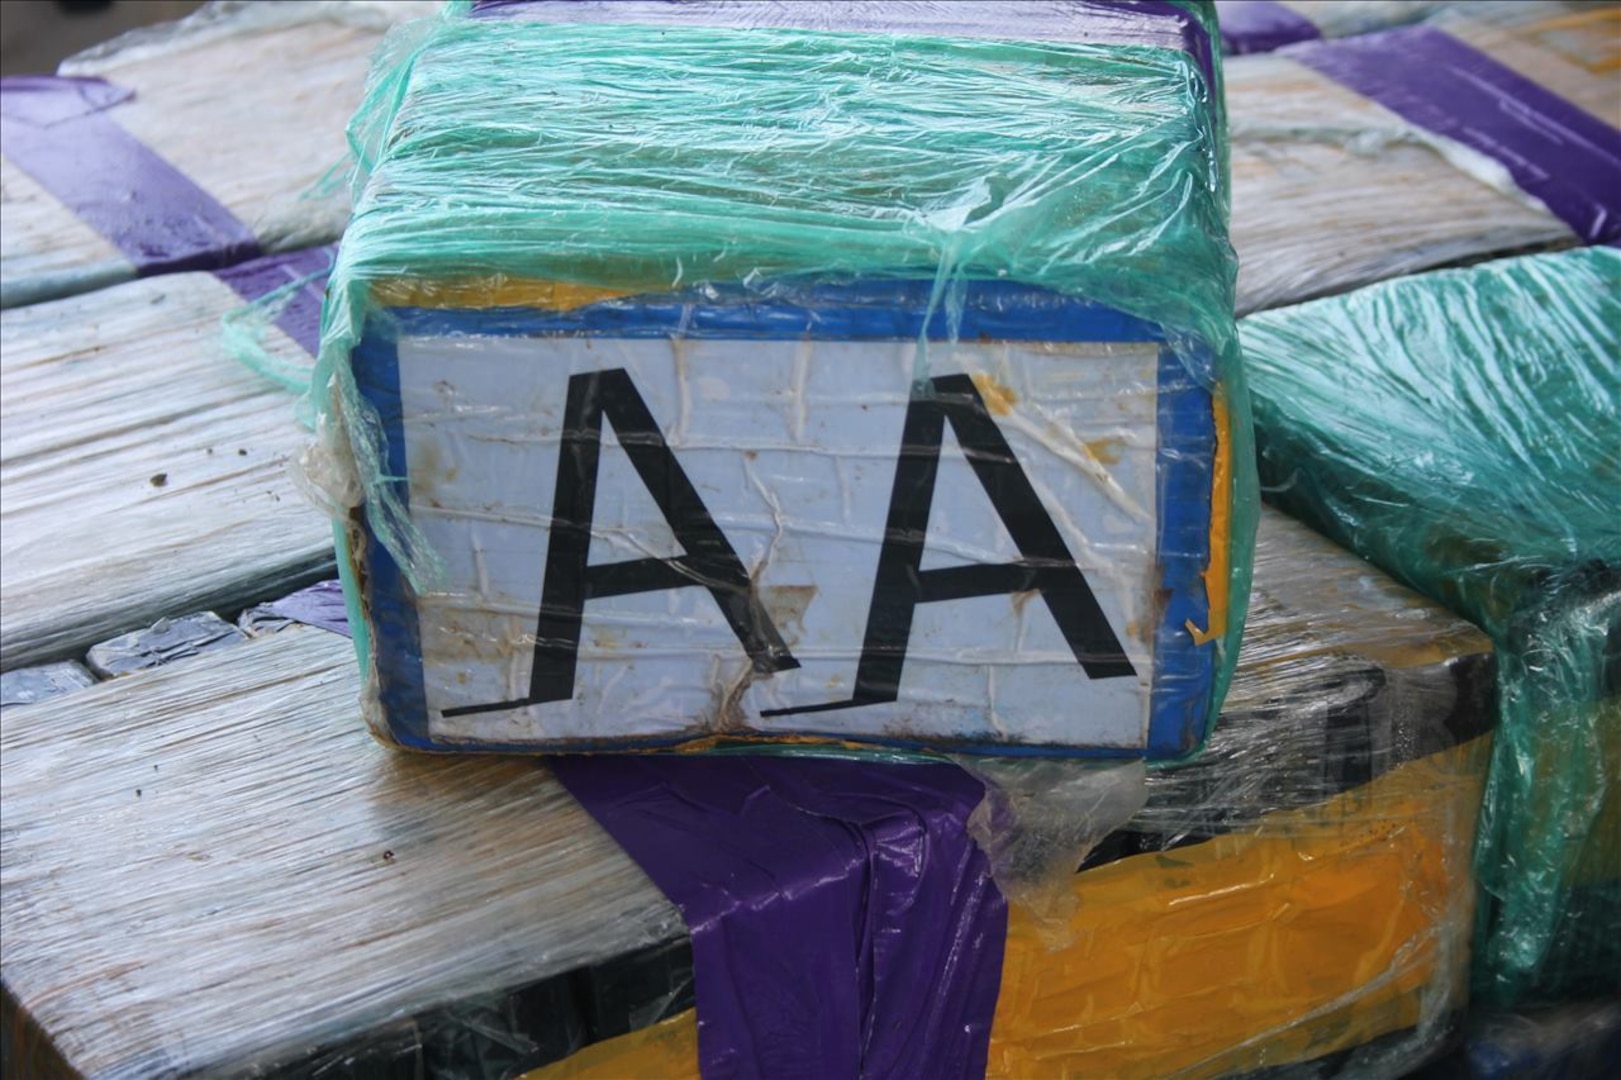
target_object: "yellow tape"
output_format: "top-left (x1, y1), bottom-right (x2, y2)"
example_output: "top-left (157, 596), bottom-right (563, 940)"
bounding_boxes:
top-left (1189, 391), bottom-right (1233, 647)
top-left (987, 736), bottom-right (1488, 1078)
top-left (370, 277), bottom-right (633, 311)
top-left (523, 737), bottom-right (1490, 1080)
top-left (523, 1012), bottom-right (700, 1080)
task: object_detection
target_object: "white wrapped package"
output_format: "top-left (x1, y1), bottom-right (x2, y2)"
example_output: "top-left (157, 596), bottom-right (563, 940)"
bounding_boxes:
top-left (0, 1), bottom-right (431, 309)
top-left (0, 248), bottom-right (334, 670)
top-left (1228, 1), bottom-right (1620, 313)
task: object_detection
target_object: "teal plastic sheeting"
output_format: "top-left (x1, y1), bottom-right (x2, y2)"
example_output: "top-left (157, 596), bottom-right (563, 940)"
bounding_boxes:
top-left (1243, 247), bottom-right (1620, 1006)
top-left (310, 2), bottom-right (1257, 757)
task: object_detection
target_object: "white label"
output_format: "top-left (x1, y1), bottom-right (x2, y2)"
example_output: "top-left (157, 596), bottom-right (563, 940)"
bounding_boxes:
top-left (393, 335), bottom-right (1160, 749)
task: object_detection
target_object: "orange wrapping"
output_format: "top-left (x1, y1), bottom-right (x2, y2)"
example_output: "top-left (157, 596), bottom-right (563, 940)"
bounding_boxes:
top-left (526, 736), bottom-right (1489, 1080)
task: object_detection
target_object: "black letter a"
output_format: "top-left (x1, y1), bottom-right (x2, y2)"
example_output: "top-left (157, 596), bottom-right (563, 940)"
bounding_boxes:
top-left (764, 374), bottom-right (1134, 718)
top-left (445, 368), bottom-right (800, 718)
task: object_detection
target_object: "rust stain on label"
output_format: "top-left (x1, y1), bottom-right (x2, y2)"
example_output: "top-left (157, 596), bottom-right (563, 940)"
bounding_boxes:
top-left (761, 583), bottom-right (818, 642)
top-left (970, 372), bottom-right (1019, 416)
top-left (1083, 437), bottom-right (1124, 465)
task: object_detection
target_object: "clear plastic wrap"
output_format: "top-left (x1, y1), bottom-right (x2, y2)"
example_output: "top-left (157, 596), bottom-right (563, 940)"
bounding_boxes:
top-left (532, 509), bottom-right (1498, 1079)
top-left (1243, 246), bottom-right (1619, 1007)
top-left (316, 0), bottom-right (1256, 759)
top-left (1441, 1000), bottom-right (1621, 1079)
top-left (0, 659), bottom-right (94, 710)
top-left (1227, 0), bottom-right (1620, 314)
top-left (0, 625), bottom-right (684, 1080)
top-left (0, 507), bottom-right (1493, 1079)
top-left (83, 610), bottom-right (245, 678)
top-left (0, 249), bottom-right (335, 672)
top-left (0, 1), bottom-right (432, 309)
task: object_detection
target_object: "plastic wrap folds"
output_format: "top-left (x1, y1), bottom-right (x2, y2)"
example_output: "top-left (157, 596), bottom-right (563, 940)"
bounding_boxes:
top-left (316, 0), bottom-right (1256, 760)
top-left (1244, 246), bottom-right (1620, 1007)
top-left (521, 510), bottom-right (1498, 1079)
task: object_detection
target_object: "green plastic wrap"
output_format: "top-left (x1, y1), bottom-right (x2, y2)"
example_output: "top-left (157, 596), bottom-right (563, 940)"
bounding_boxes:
top-left (311, 3), bottom-right (1257, 758)
top-left (1242, 246), bottom-right (1620, 1007)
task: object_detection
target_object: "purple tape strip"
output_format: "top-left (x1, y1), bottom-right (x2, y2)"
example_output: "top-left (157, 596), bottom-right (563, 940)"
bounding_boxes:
top-left (471, 0), bottom-right (1217, 87)
top-left (270, 591), bottom-right (1007, 1076)
top-left (260, 580), bottom-right (351, 638)
top-left (552, 756), bottom-right (1007, 1080)
top-left (1289, 27), bottom-right (1621, 244)
top-left (1215, 0), bottom-right (1320, 55)
top-left (0, 76), bottom-right (261, 275)
top-left (214, 245), bottom-right (336, 357)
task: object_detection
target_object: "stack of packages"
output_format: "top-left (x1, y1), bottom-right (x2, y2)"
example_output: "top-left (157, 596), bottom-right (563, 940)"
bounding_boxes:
top-left (0, 507), bottom-right (1498, 1078)
top-left (0, 1), bottom-right (431, 673)
top-left (1226, 1), bottom-right (1621, 1067)
top-left (1244, 249), bottom-right (1620, 1016)
top-left (1, 0), bottom-right (1612, 1077)
top-left (0, 1), bottom-right (430, 307)
top-left (1227, 0), bottom-right (1620, 312)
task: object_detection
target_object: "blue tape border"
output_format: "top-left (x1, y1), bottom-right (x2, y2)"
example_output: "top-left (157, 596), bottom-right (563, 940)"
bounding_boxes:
top-left (351, 279), bottom-right (1216, 758)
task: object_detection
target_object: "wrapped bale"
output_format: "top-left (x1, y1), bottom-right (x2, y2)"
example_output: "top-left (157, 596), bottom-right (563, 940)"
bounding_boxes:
top-left (1227, 0), bottom-right (1620, 313)
top-left (318, 1), bottom-right (1255, 758)
top-left (1243, 246), bottom-right (1619, 1007)
top-left (0, 624), bottom-right (682, 1080)
top-left (0, 509), bottom-right (1495, 1079)
top-left (0, 1), bottom-right (429, 310)
top-left (0, 248), bottom-right (333, 670)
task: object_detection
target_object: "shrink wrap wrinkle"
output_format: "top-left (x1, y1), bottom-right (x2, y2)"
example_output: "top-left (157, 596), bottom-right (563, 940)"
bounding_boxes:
top-left (1244, 246), bottom-right (1620, 1006)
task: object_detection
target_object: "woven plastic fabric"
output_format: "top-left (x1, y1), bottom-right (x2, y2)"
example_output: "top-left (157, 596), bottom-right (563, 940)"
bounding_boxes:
top-left (1244, 246), bottom-right (1620, 1006)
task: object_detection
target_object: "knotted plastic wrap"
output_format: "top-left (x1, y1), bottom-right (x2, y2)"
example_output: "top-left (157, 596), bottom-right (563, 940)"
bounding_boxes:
top-left (0, 0), bottom-right (430, 309)
top-left (313, 0), bottom-right (1255, 759)
top-left (1227, 0), bottom-right (1620, 314)
top-left (1243, 246), bottom-right (1620, 1007)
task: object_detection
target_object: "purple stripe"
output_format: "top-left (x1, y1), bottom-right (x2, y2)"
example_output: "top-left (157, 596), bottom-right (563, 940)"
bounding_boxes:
top-left (552, 756), bottom-right (1007, 1080)
top-left (1289, 27), bottom-right (1621, 244)
top-left (214, 245), bottom-right (336, 357)
top-left (1215, 1), bottom-right (1319, 55)
top-left (266, 524), bottom-right (1009, 1076)
top-left (0, 76), bottom-right (261, 275)
top-left (471, 1), bottom-right (1217, 87)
